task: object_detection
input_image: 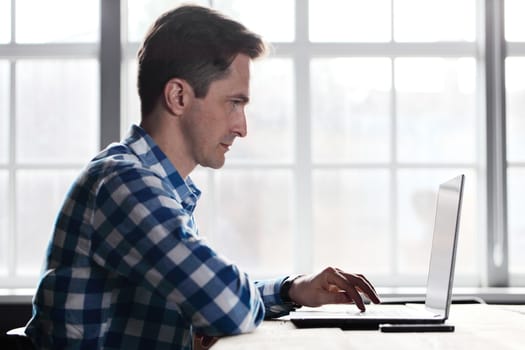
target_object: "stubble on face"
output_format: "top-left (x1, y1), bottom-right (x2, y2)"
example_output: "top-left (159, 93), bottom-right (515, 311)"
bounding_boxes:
top-left (181, 55), bottom-right (250, 170)
top-left (185, 99), bottom-right (228, 170)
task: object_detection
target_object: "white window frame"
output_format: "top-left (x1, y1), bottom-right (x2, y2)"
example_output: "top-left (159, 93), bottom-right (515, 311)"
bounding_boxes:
top-left (0, 0), bottom-right (521, 288)
top-left (117, 0), bottom-right (514, 287)
top-left (0, 0), bottom-right (99, 288)
top-left (504, 5), bottom-right (525, 286)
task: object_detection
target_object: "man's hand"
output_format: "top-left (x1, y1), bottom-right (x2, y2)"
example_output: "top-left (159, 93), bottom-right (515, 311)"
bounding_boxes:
top-left (194, 334), bottom-right (219, 350)
top-left (287, 267), bottom-right (381, 311)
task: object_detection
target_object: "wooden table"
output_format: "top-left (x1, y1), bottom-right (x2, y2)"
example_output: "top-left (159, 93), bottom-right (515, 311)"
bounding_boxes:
top-left (213, 304), bottom-right (525, 349)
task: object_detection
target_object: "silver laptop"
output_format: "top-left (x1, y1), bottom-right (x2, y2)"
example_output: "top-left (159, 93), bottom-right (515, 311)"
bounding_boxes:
top-left (290, 174), bottom-right (465, 330)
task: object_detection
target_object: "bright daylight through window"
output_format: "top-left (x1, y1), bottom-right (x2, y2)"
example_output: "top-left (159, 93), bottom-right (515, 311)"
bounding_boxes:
top-left (0, 0), bottom-right (524, 289)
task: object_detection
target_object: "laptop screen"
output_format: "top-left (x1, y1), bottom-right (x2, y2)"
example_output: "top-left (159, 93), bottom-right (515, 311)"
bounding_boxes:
top-left (424, 175), bottom-right (464, 317)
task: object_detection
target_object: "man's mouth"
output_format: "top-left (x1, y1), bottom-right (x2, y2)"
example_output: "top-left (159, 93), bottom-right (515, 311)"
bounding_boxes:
top-left (220, 143), bottom-right (231, 152)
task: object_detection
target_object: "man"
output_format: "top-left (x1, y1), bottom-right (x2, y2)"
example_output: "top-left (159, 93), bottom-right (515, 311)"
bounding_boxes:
top-left (26, 5), bottom-right (380, 350)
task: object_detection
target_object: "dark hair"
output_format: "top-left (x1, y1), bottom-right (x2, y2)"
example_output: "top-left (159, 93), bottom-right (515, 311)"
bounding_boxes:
top-left (137, 5), bottom-right (266, 117)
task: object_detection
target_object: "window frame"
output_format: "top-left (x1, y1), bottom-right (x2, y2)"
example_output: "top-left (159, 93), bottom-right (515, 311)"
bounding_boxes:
top-left (0, 0), bottom-right (100, 288)
top-left (118, 0), bottom-right (512, 287)
top-left (0, 0), bottom-right (520, 288)
top-left (505, 6), bottom-right (525, 285)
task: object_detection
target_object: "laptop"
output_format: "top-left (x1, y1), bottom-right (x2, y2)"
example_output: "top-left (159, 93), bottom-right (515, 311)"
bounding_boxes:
top-left (290, 174), bottom-right (465, 330)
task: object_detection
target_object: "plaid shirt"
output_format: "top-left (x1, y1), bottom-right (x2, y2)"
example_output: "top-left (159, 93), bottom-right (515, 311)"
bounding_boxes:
top-left (26, 125), bottom-right (294, 349)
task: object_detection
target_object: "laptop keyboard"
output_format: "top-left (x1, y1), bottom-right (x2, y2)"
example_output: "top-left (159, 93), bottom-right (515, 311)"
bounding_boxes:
top-left (290, 304), bottom-right (442, 320)
top-left (347, 305), bottom-right (437, 318)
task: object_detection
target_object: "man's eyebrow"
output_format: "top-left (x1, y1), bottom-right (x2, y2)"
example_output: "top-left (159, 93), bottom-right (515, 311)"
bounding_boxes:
top-left (229, 94), bottom-right (250, 103)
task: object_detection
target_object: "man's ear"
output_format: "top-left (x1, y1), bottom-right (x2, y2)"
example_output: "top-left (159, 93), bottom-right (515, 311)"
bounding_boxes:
top-left (163, 78), bottom-right (194, 117)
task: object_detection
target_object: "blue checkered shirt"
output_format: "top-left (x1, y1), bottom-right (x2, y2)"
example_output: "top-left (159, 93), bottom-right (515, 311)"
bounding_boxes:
top-left (26, 125), bottom-right (295, 349)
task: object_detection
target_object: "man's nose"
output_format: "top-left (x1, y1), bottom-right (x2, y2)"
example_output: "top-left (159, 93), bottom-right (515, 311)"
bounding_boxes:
top-left (233, 110), bottom-right (247, 138)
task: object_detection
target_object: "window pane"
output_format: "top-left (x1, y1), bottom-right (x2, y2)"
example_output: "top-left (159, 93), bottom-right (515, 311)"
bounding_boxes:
top-left (127, 0), bottom-right (208, 42)
top-left (16, 0), bottom-right (99, 43)
top-left (212, 170), bottom-right (293, 275)
top-left (394, 0), bottom-right (475, 42)
top-left (16, 169), bottom-right (79, 276)
top-left (506, 57), bottom-right (525, 162)
top-left (313, 170), bottom-right (390, 274)
top-left (0, 0), bottom-right (10, 43)
top-left (505, 0), bottom-right (525, 42)
top-left (213, 0), bottom-right (294, 42)
top-left (310, 0), bottom-right (391, 42)
top-left (311, 58), bottom-right (391, 163)
top-left (0, 61), bottom-right (8, 164)
top-left (16, 60), bottom-right (99, 164)
top-left (396, 58), bottom-right (477, 163)
top-left (0, 171), bottom-right (7, 275)
top-left (397, 169), bottom-right (478, 278)
top-left (508, 168), bottom-right (525, 274)
top-left (229, 58), bottom-right (294, 162)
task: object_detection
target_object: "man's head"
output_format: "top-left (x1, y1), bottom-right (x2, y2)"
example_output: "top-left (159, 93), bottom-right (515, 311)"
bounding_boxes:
top-left (137, 5), bottom-right (266, 176)
top-left (137, 5), bottom-right (266, 118)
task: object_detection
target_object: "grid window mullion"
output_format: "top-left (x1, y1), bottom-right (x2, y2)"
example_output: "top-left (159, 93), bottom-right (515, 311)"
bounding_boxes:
top-left (2, 0), bottom-right (519, 288)
top-left (7, 60), bottom-right (16, 280)
top-left (390, 56), bottom-right (398, 277)
top-left (294, 0), bottom-right (313, 273)
top-left (1, 0), bottom-right (100, 287)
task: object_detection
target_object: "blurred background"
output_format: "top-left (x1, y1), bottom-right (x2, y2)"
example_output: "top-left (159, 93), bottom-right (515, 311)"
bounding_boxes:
top-left (0, 0), bottom-right (524, 291)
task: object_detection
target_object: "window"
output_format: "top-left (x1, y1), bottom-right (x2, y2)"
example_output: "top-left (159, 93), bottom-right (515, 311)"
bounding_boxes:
top-left (0, 0), bottom-right (522, 289)
top-left (309, 0), bottom-right (390, 42)
top-left (164, 0), bottom-right (478, 285)
top-left (505, 0), bottom-right (525, 280)
top-left (0, 0), bottom-right (11, 45)
top-left (0, 0), bottom-right (99, 287)
top-left (393, 0), bottom-right (475, 42)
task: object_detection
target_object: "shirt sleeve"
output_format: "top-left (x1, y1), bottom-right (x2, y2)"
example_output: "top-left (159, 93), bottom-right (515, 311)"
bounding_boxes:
top-left (89, 166), bottom-right (265, 336)
top-left (254, 277), bottom-right (300, 319)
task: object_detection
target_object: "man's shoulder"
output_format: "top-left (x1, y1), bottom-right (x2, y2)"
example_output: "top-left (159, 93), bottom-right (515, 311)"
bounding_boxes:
top-left (89, 143), bottom-right (143, 173)
top-left (82, 143), bottom-right (161, 187)
top-left (93, 142), bottom-right (135, 163)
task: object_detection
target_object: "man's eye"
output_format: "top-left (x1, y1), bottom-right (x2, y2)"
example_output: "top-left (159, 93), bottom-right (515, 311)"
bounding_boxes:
top-left (231, 100), bottom-right (242, 108)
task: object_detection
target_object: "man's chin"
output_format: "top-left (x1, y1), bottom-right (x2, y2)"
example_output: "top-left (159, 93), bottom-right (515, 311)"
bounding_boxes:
top-left (200, 158), bottom-right (226, 170)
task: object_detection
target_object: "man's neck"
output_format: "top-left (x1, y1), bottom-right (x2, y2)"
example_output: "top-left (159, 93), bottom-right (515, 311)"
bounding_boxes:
top-left (139, 114), bottom-right (196, 179)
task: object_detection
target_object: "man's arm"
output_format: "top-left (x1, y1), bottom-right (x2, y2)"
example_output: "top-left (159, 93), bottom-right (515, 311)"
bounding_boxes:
top-left (255, 267), bottom-right (380, 320)
top-left (89, 167), bottom-right (265, 336)
top-left (253, 277), bottom-right (300, 319)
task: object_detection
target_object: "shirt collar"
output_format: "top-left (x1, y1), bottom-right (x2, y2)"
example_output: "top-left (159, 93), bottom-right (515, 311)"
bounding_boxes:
top-left (123, 124), bottom-right (201, 212)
